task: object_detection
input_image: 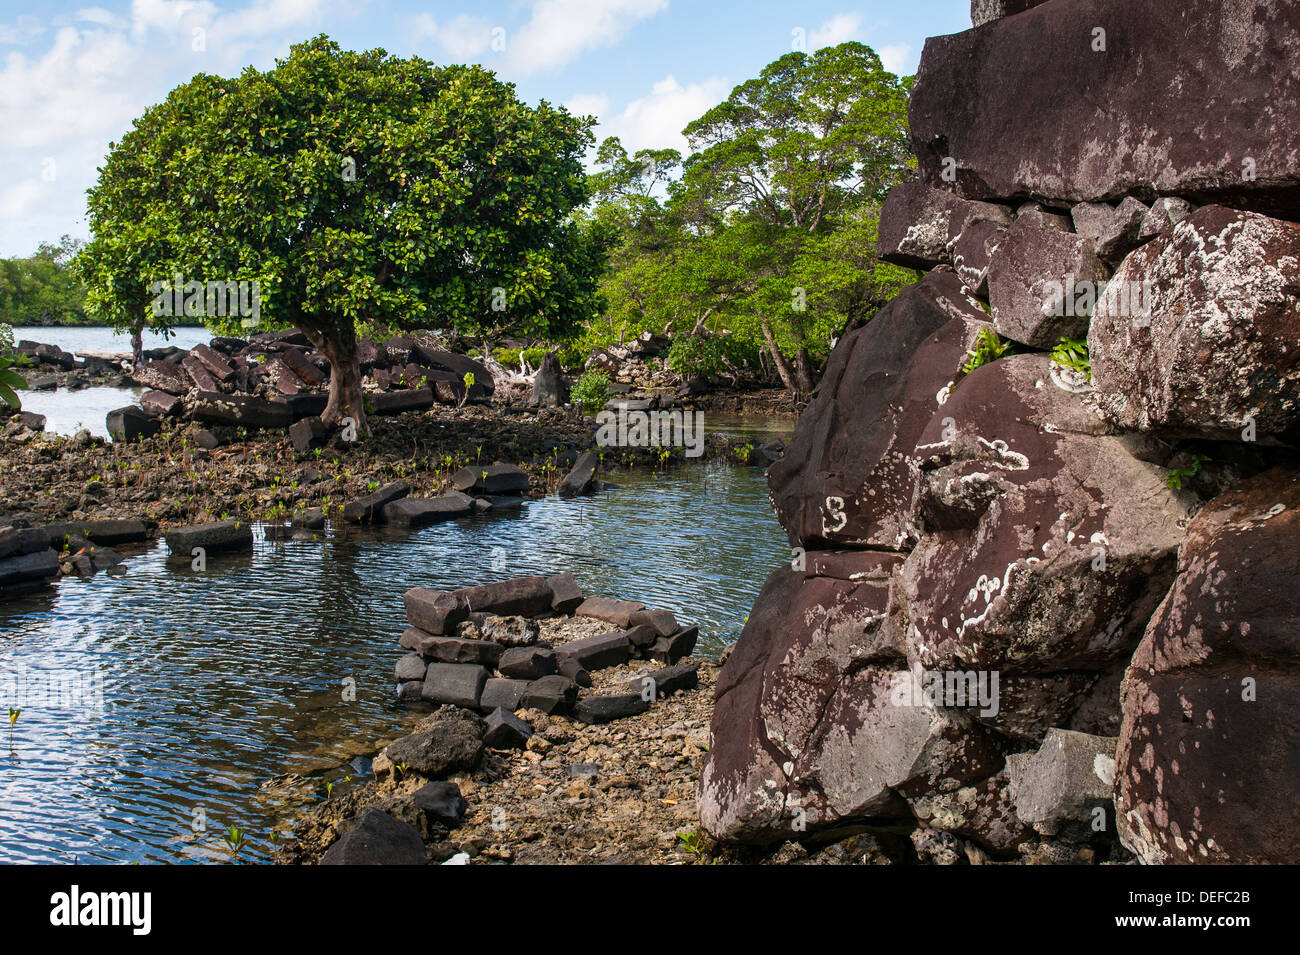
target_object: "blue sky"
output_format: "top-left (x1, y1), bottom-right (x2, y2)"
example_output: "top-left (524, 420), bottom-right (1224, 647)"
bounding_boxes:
top-left (0, 0), bottom-right (972, 257)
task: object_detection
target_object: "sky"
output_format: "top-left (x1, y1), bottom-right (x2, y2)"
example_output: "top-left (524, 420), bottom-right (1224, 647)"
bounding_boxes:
top-left (0, 0), bottom-right (973, 257)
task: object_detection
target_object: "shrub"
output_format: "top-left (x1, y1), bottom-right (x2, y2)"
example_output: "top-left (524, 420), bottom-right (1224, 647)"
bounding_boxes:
top-left (961, 328), bottom-right (1014, 374)
top-left (571, 370), bottom-right (610, 413)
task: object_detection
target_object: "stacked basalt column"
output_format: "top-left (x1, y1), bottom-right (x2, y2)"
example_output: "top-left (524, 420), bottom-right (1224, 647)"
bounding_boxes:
top-left (700, 0), bottom-right (1300, 863)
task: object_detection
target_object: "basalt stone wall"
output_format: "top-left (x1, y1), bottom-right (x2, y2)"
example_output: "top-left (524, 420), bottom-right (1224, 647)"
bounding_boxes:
top-left (701, 0), bottom-right (1300, 862)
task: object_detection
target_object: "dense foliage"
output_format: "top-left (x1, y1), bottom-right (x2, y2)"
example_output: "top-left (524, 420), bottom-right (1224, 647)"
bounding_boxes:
top-left (0, 237), bottom-right (90, 328)
top-left (77, 35), bottom-right (605, 432)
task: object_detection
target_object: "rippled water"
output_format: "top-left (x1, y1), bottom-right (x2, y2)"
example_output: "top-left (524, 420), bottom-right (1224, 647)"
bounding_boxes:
top-left (0, 461), bottom-right (788, 864)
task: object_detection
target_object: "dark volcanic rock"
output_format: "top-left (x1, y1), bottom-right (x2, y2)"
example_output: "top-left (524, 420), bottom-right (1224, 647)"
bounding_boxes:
top-left (457, 576), bottom-right (552, 617)
top-left (555, 631), bottom-right (631, 671)
top-left (546, 571), bottom-right (585, 614)
top-left (987, 216), bottom-right (1101, 347)
top-left (1116, 468), bottom-right (1300, 864)
top-left (164, 519), bottom-right (253, 557)
top-left (193, 391), bottom-right (293, 430)
top-left (106, 406), bottom-right (162, 442)
top-left (384, 709), bottom-right (485, 776)
top-left (412, 780), bottom-right (468, 828)
top-left (768, 271), bottom-right (990, 550)
top-left (420, 663), bottom-right (489, 709)
top-left (321, 809), bottom-right (425, 865)
top-left (382, 493), bottom-right (473, 528)
top-left (342, 480), bottom-right (410, 524)
top-left (574, 596), bottom-right (644, 629)
top-left (404, 589), bottom-right (469, 635)
top-left (557, 451), bottom-right (599, 497)
top-left (133, 359), bottom-right (189, 395)
top-left (483, 707), bottom-right (533, 748)
top-left (575, 693), bottom-right (650, 724)
top-left (530, 352), bottom-right (567, 408)
top-left (519, 674), bottom-right (578, 715)
top-left (902, 354), bottom-right (1189, 678)
top-left (911, 0), bottom-right (1300, 217)
top-left (1090, 205), bottom-right (1300, 442)
top-left (497, 646), bottom-right (557, 680)
top-left (450, 464), bottom-right (530, 495)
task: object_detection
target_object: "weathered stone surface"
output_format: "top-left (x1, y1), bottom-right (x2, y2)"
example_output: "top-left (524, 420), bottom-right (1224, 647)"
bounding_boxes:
top-left (371, 387), bottom-right (433, 415)
top-left (0, 549), bottom-right (60, 588)
top-left (628, 661), bottom-right (699, 699)
top-left (191, 343), bottom-right (236, 382)
top-left (140, 390), bottom-right (182, 418)
top-left (193, 391), bottom-right (293, 430)
top-left (906, 769), bottom-right (1032, 854)
top-left (700, 552), bottom-right (1003, 843)
top-left (412, 780), bottom-right (468, 828)
top-left (382, 493), bottom-right (473, 528)
top-left (649, 625), bottom-right (698, 664)
top-left (1090, 205), bottom-right (1300, 442)
top-left (556, 631), bottom-right (630, 671)
top-left (0, 525), bottom-right (48, 559)
top-left (951, 220), bottom-right (1006, 295)
top-left (420, 663), bottom-right (488, 709)
top-left (43, 519), bottom-right (148, 547)
top-left (383, 708), bottom-right (485, 776)
top-left (165, 519), bottom-right (253, 557)
top-left (321, 809), bottom-right (425, 865)
top-left (768, 271), bottom-right (991, 549)
top-left (133, 359), bottom-right (189, 395)
top-left (903, 354), bottom-right (1189, 680)
top-left (1116, 468), bottom-right (1300, 864)
top-left (483, 707), bottom-right (533, 748)
top-left (530, 353), bottom-right (566, 408)
top-left (574, 596), bottom-right (645, 629)
top-left (182, 353), bottom-right (218, 392)
top-left (404, 588), bottom-right (469, 635)
top-left (628, 608), bottom-right (677, 638)
top-left (912, 0), bottom-right (1300, 217)
top-left (1137, 197), bottom-right (1195, 242)
top-left (878, 182), bottom-right (960, 269)
top-left (1006, 729), bottom-right (1117, 839)
top-left (450, 464), bottom-right (530, 495)
top-left (970, 0), bottom-right (1050, 27)
top-left (457, 576), bottom-right (552, 617)
top-left (497, 646), bottom-right (557, 680)
top-left (288, 416), bottom-right (329, 453)
top-left (480, 678), bottom-right (529, 713)
top-left (1095, 197), bottom-right (1149, 263)
top-left (575, 693), bottom-right (650, 724)
top-left (475, 614), bottom-right (540, 646)
top-left (546, 571), bottom-right (585, 614)
top-left (106, 406), bottom-right (161, 442)
top-left (395, 653), bottom-right (428, 683)
top-left (417, 635), bottom-right (502, 668)
top-left (556, 657), bottom-right (592, 688)
top-left (987, 216), bottom-right (1100, 347)
top-left (557, 451), bottom-right (599, 497)
top-left (342, 480), bottom-right (409, 524)
top-left (519, 674), bottom-right (577, 715)
top-left (280, 347), bottom-right (325, 385)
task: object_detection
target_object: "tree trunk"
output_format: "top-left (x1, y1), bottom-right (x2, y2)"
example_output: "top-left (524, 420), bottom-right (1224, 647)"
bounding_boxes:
top-left (794, 346), bottom-right (816, 393)
top-left (131, 327), bottom-right (143, 367)
top-left (760, 319), bottom-right (798, 392)
top-left (307, 327), bottom-right (367, 435)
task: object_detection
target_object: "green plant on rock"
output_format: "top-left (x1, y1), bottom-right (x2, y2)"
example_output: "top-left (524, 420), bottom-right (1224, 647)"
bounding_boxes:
top-left (0, 355), bottom-right (28, 409)
top-left (1050, 336), bottom-right (1091, 381)
top-left (961, 328), bottom-right (1014, 375)
top-left (676, 828), bottom-right (718, 864)
top-left (223, 825), bottom-right (245, 855)
top-left (571, 370), bottom-right (610, 413)
top-left (1166, 453), bottom-right (1211, 490)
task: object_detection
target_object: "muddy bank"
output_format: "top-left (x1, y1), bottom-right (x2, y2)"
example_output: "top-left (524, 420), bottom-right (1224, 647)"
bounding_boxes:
top-left (0, 401), bottom-right (780, 531)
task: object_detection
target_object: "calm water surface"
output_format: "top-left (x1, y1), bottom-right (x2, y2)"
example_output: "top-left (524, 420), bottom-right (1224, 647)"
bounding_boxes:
top-left (0, 461), bottom-right (788, 863)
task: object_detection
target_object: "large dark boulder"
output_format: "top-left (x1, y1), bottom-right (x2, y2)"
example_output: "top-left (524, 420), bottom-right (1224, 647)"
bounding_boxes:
top-left (450, 464), bottom-right (529, 495)
top-left (902, 354), bottom-right (1189, 680)
top-left (911, 0), bottom-right (1300, 217)
top-left (698, 551), bottom-right (1003, 844)
top-left (321, 809), bottom-right (426, 865)
top-left (106, 406), bottom-right (161, 442)
top-left (193, 392), bottom-right (293, 430)
top-left (384, 709), bottom-right (485, 776)
top-left (1090, 205), bottom-right (1300, 442)
top-left (1116, 468), bottom-right (1300, 864)
top-left (767, 271), bottom-right (991, 550)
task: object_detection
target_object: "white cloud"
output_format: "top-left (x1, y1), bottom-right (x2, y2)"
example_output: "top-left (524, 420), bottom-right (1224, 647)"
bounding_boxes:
top-left (587, 74), bottom-right (730, 156)
top-left (413, 12), bottom-right (497, 62)
top-left (808, 13), bottom-right (862, 50)
top-left (564, 93), bottom-right (611, 121)
top-left (506, 0), bottom-right (668, 75)
top-left (878, 42), bottom-right (913, 75)
top-left (0, 180), bottom-right (43, 219)
top-left (0, 15), bottom-right (45, 45)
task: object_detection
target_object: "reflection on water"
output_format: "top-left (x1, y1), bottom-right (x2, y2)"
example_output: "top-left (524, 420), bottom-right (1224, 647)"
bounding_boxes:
top-left (0, 461), bottom-right (787, 863)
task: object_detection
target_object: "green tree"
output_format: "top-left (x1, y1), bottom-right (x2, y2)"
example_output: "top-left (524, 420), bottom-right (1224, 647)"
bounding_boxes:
top-left (79, 36), bottom-right (604, 433)
top-left (0, 236), bottom-right (89, 329)
top-left (671, 41), bottom-right (915, 392)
